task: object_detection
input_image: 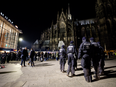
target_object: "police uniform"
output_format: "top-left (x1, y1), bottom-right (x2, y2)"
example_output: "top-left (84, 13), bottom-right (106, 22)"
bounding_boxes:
top-left (59, 45), bottom-right (66, 72)
top-left (78, 37), bottom-right (92, 82)
top-left (98, 42), bottom-right (105, 75)
top-left (67, 41), bottom-right (77, 76)
top-left (90, 37), bottom-right (100, 80)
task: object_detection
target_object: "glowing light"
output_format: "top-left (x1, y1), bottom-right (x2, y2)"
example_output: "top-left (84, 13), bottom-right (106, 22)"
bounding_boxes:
top-left (19, 38), bottom-right (23, 41)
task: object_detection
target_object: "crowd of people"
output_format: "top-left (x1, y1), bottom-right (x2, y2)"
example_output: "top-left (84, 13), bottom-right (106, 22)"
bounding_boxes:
top-left (59, 37), bottom-right (106, 82)
top-left (0, 48), bottom-right (60, 68)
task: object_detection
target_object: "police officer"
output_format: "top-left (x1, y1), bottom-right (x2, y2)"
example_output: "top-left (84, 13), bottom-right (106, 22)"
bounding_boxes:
top-left (97, 42), bottom-right (105, 75)
top-left (59, 45), bottom-right (66, 73)
top-left (67, 41), bottom-right (77, 77)
top-left (90, 37), bottom-right (100, 80)
top-left (78, 37), bottom-right (92, 82)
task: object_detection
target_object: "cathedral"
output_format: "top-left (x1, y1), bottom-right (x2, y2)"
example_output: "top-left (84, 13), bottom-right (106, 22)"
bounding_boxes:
top-left (36, 0), bottom-right (116, 51)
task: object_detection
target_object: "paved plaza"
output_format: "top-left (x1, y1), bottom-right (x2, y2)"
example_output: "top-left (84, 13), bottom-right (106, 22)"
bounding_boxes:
top-left (0, 57), bottom-right (116, 87)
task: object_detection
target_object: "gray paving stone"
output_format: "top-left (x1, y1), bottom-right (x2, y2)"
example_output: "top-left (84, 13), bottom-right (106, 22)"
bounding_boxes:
top-left (0, 59), bottom-right (116, 87)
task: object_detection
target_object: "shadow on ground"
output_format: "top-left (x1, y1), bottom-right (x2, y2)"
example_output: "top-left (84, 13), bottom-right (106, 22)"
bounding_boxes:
top-left (0, 71), bottom-right (16, 74)
top-left (34, 63), bottom-right (54, 67)
top-left (92, 70), bottom-right (116, 82)
top-left (104, 66), bottom-right (116, 69)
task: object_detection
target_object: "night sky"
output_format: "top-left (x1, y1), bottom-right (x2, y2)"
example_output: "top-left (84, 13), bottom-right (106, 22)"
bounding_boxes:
top-left (0, 1), bottom-right (96, 49)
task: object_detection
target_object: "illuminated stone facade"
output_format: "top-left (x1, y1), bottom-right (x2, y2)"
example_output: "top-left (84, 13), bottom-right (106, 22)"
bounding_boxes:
top-left (0, 14), bottom-right (22, 50)
top-left (39, 1), bottom-right (116, 51)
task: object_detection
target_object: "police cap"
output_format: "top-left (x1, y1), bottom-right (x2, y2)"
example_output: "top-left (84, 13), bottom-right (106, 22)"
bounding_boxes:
top-left (90, 37), bottom-right (94, 40)
top-left (62, 45), bottom-right (65, 48)
top-left (82, 37), bottom-right (86, 40)
top-left (70, 41), bottom-right (74, 43)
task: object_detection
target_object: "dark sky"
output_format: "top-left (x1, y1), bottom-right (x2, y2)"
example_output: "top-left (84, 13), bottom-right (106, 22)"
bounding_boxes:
top-left (0, 1), bottom-right (96, 48)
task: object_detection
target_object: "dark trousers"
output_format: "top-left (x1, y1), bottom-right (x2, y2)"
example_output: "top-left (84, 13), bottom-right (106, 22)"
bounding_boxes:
top-left (83, 68), bottom-right (92, 82)
top-left (1, 58), bottom-right (5, 64)
top-left (93, 65), bottom-right (99, 79)
top-left (31, 57), bottom-right (34, 66)
top-left (60, 57), bottom-right (65, 71)
top-left (67, 53), bottom-right (75, 75)
top-left (21, 57), bottom-right (26, 66)
top-left (7, 58), bottom-right (10, 63)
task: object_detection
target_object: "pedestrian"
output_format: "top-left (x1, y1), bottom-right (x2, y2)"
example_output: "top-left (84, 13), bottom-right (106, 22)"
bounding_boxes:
top-left (59, 45), bottom-right (66, 73)
top-left (56, 52), bottom-right (59, 61)
top-left (67, 41), bottom-right (77, 77)
top-left (78, 37), bottom-right (92, 82)
top-left (97, 42), bottom-right (105, 75)
top-left (90, 37), bottom-right (100, 80)
top-left (38, 51), bottom-right (40, 61)
top-left (44, 51), bottom-right (47, 61)
top-left (1, 51), bottom-right (7, 64)
top-left (28, 49), bottom-right (31, 65)
top-left (7, 52), bottom-right (11, 63)
top-left (30, 48), bottom-right (35, 67)
top-left (21, 47), bottom-right (28, 67)
top-left (40, 52), bottom-right (44, 62)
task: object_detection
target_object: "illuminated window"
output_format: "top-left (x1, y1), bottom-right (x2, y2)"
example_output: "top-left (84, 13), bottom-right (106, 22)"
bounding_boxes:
top-left (5, 44), bottom-right (7, 47)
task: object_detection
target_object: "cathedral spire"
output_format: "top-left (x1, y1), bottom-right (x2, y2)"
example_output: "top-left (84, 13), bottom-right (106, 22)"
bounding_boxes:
top-left (68, 3), bottom-right (70, 14)
top-left (67, 3), bottom-right (72, 20)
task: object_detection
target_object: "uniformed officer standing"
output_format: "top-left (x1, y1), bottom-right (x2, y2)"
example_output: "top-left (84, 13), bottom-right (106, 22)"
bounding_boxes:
top-left (59, 45), bottom-right (66, 73)
top-left (78, 37), bottom-right (92, 82)
top-left (90, 37), bottom-right (100, 80)
top-left (67, 41), bottom-right (77, 77)
top-left (97, 42), bottom-right (105, 75)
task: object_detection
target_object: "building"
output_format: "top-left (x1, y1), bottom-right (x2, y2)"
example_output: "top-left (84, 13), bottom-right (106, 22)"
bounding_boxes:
top-left (38, 0), bottom-right (116, 51)
top-left (0, 12), bottom-right (22, 52)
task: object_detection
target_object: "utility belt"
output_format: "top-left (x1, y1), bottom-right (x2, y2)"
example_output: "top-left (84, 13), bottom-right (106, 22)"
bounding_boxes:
top-left (60, 55), bottom-right (64, 57)
top-left (68, 53), bottom-right (73, 54)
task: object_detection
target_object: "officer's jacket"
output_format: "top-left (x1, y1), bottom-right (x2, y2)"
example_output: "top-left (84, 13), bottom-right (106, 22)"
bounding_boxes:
top-left (90, 42), bottom-right (100, 56)
top-left (78, 41), bottom-right (91, 59)
top-left (67, 44), bottom-right (77, 55)
top-left (59, 47), bottom-right (66, 58)
top-left (98, 44), bottom-right (105, 58)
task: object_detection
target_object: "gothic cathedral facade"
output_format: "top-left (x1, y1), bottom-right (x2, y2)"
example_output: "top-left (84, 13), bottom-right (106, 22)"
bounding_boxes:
top-left (49, 5), bottom-right (75, 51)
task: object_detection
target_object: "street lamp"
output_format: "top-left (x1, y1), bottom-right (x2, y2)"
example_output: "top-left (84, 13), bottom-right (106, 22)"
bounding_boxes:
top-left (19, 38), bottom-right (23, 41)
top-left (19, 38), bottom-right (23, 49)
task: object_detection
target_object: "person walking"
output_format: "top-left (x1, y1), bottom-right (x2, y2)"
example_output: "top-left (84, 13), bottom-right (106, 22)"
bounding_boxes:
top-left (30, 48), bottom-right (35, 67)
top-left (21, 47), bottom-right (28, 67)
top-left (78, 37), bottom-right (92, 82)
top-left (97, 42), bottom-right (105, 75)
top-left (90, 37), bottom-right (100, 80)
top-left (56, 52), bottom-right (59, 61)
top-left (59, 45), bottom-right (66, 72)
top-left (67, 41), bottom-right (77, 77)
top-left (1, 51), bottom-right (7, 64)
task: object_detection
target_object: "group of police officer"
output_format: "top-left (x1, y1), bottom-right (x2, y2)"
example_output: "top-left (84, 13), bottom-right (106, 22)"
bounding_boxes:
top-left (59, 37), bottom-right (105, 82)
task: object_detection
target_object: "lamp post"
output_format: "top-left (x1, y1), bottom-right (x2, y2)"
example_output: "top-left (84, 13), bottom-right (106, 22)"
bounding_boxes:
top-left (19, 38), bottom-right (23, 49)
